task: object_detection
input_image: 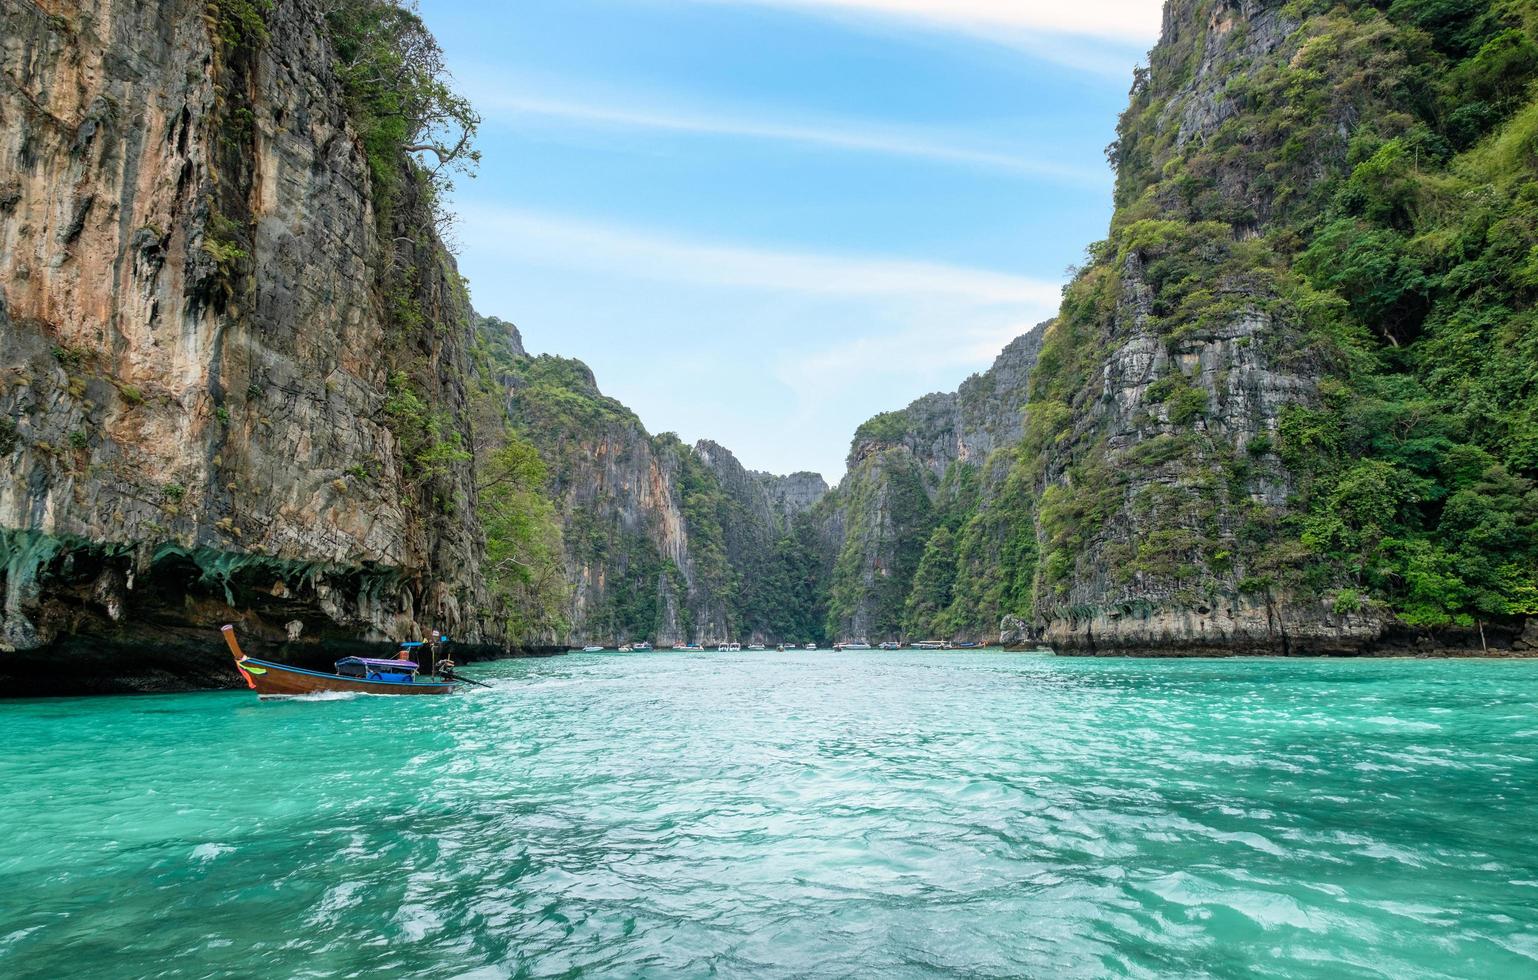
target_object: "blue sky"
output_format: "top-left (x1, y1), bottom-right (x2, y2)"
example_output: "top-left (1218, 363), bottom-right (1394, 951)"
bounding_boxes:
top-left (425, 0), bottom-right (1163, 480)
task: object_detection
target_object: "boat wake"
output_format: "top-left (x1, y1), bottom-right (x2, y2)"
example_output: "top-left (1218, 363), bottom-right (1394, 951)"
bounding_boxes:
top-left (282, 691), bottom-right (366, 703)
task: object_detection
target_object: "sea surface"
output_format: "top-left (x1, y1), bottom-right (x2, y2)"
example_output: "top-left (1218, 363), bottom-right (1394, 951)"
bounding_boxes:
top-left (3, 650), bottom-right (1537, 978)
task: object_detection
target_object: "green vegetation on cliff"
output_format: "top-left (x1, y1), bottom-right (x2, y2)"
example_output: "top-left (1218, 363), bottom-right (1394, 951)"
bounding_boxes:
top-left (750, 518), bottom-right (830, 643)
top-left (826, 449), bottom-right (935, 638)
top-left (468, 320), bottom-right (572, 642)
top-left (323, 0), bottom-right (479, 212)
top-left (1041, 0), bottom-right (1538, 630)
top-left (819, 0), bottom-right (1537, 646)
top-left (473, 430), bottom-right (570, 642)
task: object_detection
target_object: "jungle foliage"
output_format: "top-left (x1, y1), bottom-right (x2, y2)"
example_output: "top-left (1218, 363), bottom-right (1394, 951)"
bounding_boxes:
top-left (832, 0), bottom-right (1538, 640)
top-left (468, 320), bottom-right (572, 641)
top-left (1075, 0), bottom-right (1538, 627)
top-left (322, 0), bottom-right (479, 214)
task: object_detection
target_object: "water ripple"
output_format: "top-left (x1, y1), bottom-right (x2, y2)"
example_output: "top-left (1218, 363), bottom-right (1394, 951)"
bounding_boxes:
top-left (2, 652), bottom-right (1537, 978)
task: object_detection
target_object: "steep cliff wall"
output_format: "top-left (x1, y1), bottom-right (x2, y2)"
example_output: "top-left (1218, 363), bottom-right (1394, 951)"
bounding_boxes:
top-left (1012, 0), bottom-right (1538, 654)
top-left (476, 319), bottom-right (828, 646)
top-left (695, 439), bottom-right (827, 534)
top-left (825, 0), bottom-right (1537, 654)
top-left (1000, 0), bottom-right (1538, 654)
top-left (820, 325), bottom-right (1046, 641)
top-left (0, 0), bottom-right (494, 687)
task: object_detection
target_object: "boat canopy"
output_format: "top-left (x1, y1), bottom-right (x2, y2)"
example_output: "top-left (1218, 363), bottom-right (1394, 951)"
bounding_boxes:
top-left (336, 656), bottom-right (420, 670)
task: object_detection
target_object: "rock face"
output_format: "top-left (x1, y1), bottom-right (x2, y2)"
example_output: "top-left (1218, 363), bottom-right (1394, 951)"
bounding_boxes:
top-left (1016, 0), bottom-right (1378, 653)
top-left (695, 439), bottom-right (828, 535)
top-left (1161, 0), bottom-right (1297, 152)
top-left (760, 471), bottom-right (829, 521)
top-left (1030, 247), bottom-right (1338, 653)
top-left (1517, 620), bottom-right (1538, 653)
top-left (0, 0), bottom-right (493, 680)
top-left (482, 335), bottom-right (827, 646)
top-left (824, 0), bottom-right (1538, 655)
top-left (819, 325), bottom-right (1046, 641)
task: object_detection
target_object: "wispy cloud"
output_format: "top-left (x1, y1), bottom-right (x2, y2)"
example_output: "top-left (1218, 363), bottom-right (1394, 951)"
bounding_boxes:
top-left (458, 206), bottom-right (1064, 307)
top-left (455, 206), bottom-right (1064, 479)
top-left (466, 87), bottom-right (1108, 187)
top-left (768, 317), bottom-right (1049, 474)
top-left (796, 320), bottom-right (1041, 381)
top-left (705, 0), bottom-right (1163, 44)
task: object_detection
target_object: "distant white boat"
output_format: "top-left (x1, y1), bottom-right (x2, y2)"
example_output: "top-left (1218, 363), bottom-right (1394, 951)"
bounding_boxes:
top-left (839, 640), bottom-right (872, 650)
top-left (879, 641), bottom-right (902, 651)
top-left (911, 640), bottom-right (947, 650)
top-left (804, 642), bottom-right (817, 651)
top-left (678, 643), bottom-right (704, 651)
top-left (747, 643), bottom-right (766, 651)
top-left (582, 645), bottom-right (604, 652)
top-left (633, 641), bottom-right (653, 651)
top-left (718, 642), bottom-right (742, 652)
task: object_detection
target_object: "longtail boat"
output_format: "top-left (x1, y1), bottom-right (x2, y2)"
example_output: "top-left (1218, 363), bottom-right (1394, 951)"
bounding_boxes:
top-left (221, 625), bottom-right (461, 698)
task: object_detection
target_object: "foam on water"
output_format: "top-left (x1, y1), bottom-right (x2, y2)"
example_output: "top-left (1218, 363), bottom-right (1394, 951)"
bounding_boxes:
top-left (2, 651), bottom-right (1537, 978)
top-left (282, 690), bottom-right (366, 702)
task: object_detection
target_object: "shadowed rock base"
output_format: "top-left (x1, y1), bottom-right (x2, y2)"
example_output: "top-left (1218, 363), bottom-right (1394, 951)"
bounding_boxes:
top-left (0, 636), bottom-right (563, 698)
top-left (0, 532), bottom-right (562, 697)
top-left (1002, 607), bottom-right (1537, 658)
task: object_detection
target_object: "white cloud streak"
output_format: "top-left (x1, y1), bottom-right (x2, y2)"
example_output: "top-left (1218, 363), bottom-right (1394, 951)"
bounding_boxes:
top-left (796, 320), bottom-right (1039, 380)
top-left (454, 207), bottom-right (1065, 479)
top-left (458, 205), bottom-right (1064, 307)
top-left (787, 315), bottom-right (1039, 387)
top-left (706, 0), bottom-right (1163, 44)
top-left (468, 89), bottom-right (1109, 187)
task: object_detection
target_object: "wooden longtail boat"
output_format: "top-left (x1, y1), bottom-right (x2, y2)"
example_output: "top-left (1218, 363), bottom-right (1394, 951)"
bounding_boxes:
top-left (221, 625), bottom-right (460, 698)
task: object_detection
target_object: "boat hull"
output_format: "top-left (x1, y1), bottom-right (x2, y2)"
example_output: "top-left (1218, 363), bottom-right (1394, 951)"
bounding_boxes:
top-left (240, 657), bottom-right (459, 697)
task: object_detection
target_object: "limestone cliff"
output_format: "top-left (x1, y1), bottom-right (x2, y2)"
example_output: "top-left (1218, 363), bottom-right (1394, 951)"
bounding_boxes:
top-left (695, 439), bottom-right (827, 533)
top-left (1020, 0), bottom-right (1420, 654)
top-left (1003, 0), bottom-right (1536, 654)
top-left (820, 326), bottom-right (1046, 641)
top-left (0, 0), bottom-right (495, 689)
top-left (475, 318), bottom-right (828, 646)
top-left (826, 0), bottom-right (1538, 655)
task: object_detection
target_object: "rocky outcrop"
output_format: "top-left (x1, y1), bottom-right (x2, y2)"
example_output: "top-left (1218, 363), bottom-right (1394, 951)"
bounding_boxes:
top-left (1515, 620), bottom-right (1538, 653)
top-left (484, 334), bottom-right (828, 646)
top-left (0, 0), bottom-right (494, 680)
top-left (490, 347), bottom-right (714, 645)
top-left (760, 470), bottom-right (829, 522)
top-left (821, 447), bottom-right (932, 641)
top-left (563, 429), bottom-right (725, 646)
top-left (1027, 247), bottom-right (1371, 646)
top-left (1007, 607), bottom-right (1537, 659)
top-left (695, 439), bottom-right (827, 533)
top-left (844, 328), bottom-right (1045, 479)
top-left (820, 324), bottom-right (1046, 642)
top-left (1042, 599), bottom-right (1383, 656)
top-left (1161, 0), bottom-right (1297, 150)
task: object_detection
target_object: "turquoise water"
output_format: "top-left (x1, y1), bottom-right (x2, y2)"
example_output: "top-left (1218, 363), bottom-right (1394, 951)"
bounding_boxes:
top-left (3, 651), bottom-right (1538, 978)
